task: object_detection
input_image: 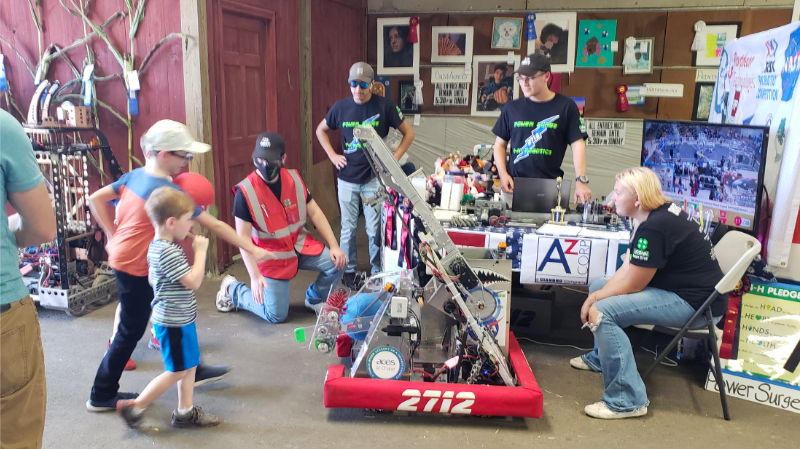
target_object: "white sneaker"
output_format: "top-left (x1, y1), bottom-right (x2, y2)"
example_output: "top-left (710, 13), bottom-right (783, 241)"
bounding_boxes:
top-left (216, 275), bottom-right (237, 312)
top-left (584, 402), bottom-right (647, 419)
top-left (570, 356), bottom-right (592, 371)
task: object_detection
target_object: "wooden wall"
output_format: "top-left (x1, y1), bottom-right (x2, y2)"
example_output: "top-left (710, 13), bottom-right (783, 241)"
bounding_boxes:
top-left (367, 9), bottom-right (792, 120)
top-left (0, 1), bottom-right (185, 172)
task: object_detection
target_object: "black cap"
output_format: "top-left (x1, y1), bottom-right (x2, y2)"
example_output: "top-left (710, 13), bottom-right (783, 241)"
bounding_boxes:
top-left (252, 132), bottom-right (286, 160)
top-left (516, 53), bottom-right (551, 77)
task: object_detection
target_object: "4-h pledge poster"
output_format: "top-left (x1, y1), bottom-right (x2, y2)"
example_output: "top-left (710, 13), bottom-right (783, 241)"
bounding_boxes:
top-left (706, 280), bottom-right (800, 414)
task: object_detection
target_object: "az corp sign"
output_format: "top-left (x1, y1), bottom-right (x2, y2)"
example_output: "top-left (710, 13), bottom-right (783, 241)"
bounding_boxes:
top-left (535, 238), bottom-right (591, 284)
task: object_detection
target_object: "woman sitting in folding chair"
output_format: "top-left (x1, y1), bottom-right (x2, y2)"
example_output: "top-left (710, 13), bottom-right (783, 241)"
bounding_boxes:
top-left (573, 167), bottom-right (726, 420)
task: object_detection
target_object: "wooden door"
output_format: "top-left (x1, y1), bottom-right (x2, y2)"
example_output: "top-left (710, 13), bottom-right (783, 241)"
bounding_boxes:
top-left (210, 5), bottom-right (278, 265)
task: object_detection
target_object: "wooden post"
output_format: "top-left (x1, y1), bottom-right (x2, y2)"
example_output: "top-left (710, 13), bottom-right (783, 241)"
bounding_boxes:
top-left (181, 0), bottom-right (219, 275)
top-left (299, 0), bottom-right (316, 229)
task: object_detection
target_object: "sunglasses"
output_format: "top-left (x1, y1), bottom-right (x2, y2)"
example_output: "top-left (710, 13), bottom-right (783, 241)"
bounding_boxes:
top-left (349, 80), bottom-right (370, 90)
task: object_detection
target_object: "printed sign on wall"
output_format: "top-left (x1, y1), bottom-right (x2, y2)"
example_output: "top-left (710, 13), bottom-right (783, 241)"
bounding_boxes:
top-left (534, 237), bottom-right (592, 284)
top-left (585, 120), bottom-right (626, 146)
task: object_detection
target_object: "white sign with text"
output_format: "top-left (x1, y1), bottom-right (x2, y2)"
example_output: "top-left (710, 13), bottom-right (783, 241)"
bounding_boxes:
top-left (585, 120), bottom-right (626, 146)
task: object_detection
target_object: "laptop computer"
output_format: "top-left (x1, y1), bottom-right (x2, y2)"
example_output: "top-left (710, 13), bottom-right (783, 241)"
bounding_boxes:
top-left (511, 177), bottom-right (572, 213)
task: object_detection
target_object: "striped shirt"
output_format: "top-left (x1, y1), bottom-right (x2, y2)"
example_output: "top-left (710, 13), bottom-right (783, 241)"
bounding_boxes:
top-left (147, 240), bottom-right (196, 327)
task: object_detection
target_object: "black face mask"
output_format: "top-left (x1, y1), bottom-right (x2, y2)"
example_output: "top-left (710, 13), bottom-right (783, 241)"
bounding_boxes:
top-left (256, 158), bottom-right (282, 182)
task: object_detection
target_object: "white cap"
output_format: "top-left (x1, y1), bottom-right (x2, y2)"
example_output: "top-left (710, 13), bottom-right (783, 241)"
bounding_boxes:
top-left (140, 120), bottom-right (211, 155)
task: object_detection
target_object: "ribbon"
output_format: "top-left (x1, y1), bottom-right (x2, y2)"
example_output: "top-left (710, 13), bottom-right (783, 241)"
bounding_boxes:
top-left (720, 275), bottom-right (749, 359)
top-left (384, 190), bottom-right (398, 250)
top-left (616, 84), bottom-right (630, 112)
top-left (82, 64), bottom-right (94, 107)
top-left (408, 17), bottom-right (419, 43)
top-left (0, 54), bottom-right (6, 91)
top-left (525, 13), bottom-right (537, 41)
top-left (413, 79), bottom-right (423, 106)
top-left (398, 201), bottom-right (413, 268)
top-left (692, 21), bottom-right (707, 52)
top-left (622, 37), bottom-right (638, 68)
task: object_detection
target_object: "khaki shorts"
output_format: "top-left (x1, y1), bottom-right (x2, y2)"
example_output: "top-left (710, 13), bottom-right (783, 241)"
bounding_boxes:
top-left (1, 296), bottom-right (46, 449)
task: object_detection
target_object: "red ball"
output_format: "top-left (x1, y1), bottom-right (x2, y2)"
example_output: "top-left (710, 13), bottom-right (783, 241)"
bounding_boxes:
top-left (173, 172), bottom-right (214, 208)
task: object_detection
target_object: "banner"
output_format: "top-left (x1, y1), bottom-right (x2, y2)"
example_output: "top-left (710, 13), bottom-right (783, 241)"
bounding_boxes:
top-left (709, 22), bottom-right (800, 269)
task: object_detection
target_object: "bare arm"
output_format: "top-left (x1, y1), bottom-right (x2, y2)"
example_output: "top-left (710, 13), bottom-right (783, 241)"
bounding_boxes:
top-left (179, 237), bottom-right (208, 291)
top-left (8, 182), bottom-right (56, 247)
top-left (493, 136), bottom-right (509, 178)
top-left (88, 185), bottom-right (120, 240)
top-left (393, 120), bottom-right (415, 161)
top-left (316, 119), bottom-right (346, 169)
top-left (571, 138), bottom-right (588, 179)
top-left (234, 218), bottom-right (262, 281)
top-left (307, 199), bottom-right (340, 250)
top-left (195, 211), bottom-right (272, 261)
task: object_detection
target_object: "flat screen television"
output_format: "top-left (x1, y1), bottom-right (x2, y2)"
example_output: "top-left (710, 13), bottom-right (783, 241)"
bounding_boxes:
top-left (641, 120), bottom-right (768, 234)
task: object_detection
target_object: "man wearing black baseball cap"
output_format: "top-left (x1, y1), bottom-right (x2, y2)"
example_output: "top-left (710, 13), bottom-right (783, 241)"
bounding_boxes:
top-left (316, 62), bottom-right (415, 288)
top-left (492, 53), bottom-right (592, 205)
top-left (216, 132), bottom-right (347, 323)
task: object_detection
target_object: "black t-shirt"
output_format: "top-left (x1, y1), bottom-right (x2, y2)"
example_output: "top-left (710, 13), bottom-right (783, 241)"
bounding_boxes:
top-left (629, 203), bottom-right (727, 316)
top-left (232, 173), bottom-right (312, 224)
top-left (492, 93), bottom-right (587, 179)
top-left (324, 95), bottom-right (405, 184)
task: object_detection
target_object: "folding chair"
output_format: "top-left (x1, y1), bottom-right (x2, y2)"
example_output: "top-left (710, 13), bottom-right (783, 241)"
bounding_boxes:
top-left (636, 231), bottom-right (761, 421)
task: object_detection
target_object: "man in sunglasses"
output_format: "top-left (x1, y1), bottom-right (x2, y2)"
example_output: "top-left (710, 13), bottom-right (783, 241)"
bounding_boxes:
top-left (492, 53), bottom-right (592, 205)
top-left (316, 62), bottom-right (414, 288)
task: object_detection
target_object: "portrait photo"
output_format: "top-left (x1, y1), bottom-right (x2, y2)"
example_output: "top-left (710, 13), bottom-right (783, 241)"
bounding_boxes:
top-left (471, 55), bottom-right (521, 117)
top-left (377, 18), bottom-right (420, 76)
top-left (527, 12), bottom-right (577, 72)
top-left (431, 26), bottom-right (474, 63)
top-left (623, 38), bottom-right (654, 75)
top-left (398, 80), bottom-right (420, 114)
top-left (491, 18), bottom-right (523, 50)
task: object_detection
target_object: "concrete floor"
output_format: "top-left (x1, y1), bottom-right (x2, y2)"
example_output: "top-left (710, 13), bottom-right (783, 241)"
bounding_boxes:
top-left (37, 225), bottom-right (799, 448)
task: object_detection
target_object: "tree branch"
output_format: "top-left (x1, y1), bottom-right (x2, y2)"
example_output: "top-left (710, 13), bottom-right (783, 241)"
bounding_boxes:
top-left (139, 33), bottom-right (188, 74)
top-left (0, 37), bottom-right (35, 79)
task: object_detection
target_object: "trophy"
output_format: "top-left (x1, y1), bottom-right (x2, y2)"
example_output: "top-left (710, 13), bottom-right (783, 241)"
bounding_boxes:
top-left (550, 177), bottom-right (567, 225)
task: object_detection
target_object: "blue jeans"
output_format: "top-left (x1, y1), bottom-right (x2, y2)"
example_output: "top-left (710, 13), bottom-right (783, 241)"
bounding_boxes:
top-left (228, 248), bottom-right (343, 323)
top-left (580, 278), bottom-right (719, 412)
top-left (338, 177), bottom-right (381, 275)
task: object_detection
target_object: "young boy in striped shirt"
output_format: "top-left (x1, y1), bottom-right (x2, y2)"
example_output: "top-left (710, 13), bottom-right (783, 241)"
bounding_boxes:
top-left (117, 186), bottom-right (219, 428)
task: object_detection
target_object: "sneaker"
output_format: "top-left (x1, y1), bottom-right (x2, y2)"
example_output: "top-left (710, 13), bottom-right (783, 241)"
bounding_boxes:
top-left (194, 364), bottom-right (231, 387)
top-left (216, 275), bottom-right (237, 312)
top-left (148, 328), bottom-right (161, 350)
top-left (86, 392), bottom-right (140, 412)
top-left (304, 299), bottom-right (324, 314)
top-left (171, 406), bottom-right (220, 428)
top-left (584, 401), bottom-right (647, 420)
top-left (108, 340), bottom-right (137, 370)
top-left (570, 356), bottom-right (592, 371)
top-left (116, 399), bottom-right (145, 429)
top-left (342, 271), bottom-right (366, 291)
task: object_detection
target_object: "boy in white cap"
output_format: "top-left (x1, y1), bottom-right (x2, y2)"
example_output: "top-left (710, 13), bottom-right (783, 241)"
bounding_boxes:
top-left (86, 120), bottom-right (272, 412)
top-left (316, 62), bottom-right (414, 287)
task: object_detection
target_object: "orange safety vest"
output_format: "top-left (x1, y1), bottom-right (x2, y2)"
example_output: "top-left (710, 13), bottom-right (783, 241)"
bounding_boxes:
top-left (234, 169), bottom-right (324, 280)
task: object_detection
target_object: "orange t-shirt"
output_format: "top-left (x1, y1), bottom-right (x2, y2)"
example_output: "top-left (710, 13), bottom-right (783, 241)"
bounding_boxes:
top-left (108, 169), bottom-right (202, 277)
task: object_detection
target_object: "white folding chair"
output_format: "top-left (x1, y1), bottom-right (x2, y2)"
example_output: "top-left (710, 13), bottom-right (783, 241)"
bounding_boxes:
top-left (636, 231), bottom-right (761, 420)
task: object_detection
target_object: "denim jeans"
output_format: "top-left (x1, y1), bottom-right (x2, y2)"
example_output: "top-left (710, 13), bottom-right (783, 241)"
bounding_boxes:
top-left (228, 247), bottom-right (343, 323)
top-left (337, 177), bottom-right (381, 275)
top-left (580, 278), bottom-right (719, 412)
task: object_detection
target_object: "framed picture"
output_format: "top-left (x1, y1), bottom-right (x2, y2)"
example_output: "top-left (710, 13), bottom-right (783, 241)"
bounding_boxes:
top-left (526, 12), bottom-right (577, 73)
top-left (623, 38), bottom-right (655, 75)
top-left (377, 17), bottom-right (420, 76)
top-left (693, 22), bottom-right (741, 67)
top-left (471, 55), bottom-right (521, 117)
top-left (692, 82), bottom-right (716, 121)
top-left (398, 80), bottom-right (420, 114)
top-left (491, 18), bottom-right (523, 50)
top-left (570, 97), bottom-right (585, 118)
top-left (431, 26), bottom-right (474, 63)
top-left (576, 20), bottom-right (617, 67)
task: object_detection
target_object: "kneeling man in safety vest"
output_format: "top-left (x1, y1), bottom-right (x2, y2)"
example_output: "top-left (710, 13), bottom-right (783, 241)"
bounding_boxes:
top-left (215, 132), bottom-right (347, 323)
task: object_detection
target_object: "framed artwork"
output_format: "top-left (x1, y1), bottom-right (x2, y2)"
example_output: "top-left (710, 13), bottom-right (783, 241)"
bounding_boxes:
top-left (372, 77), bottom-right (390, 97)
top-left (377, 17), bottom-right (420, 76)
top-left (526, 12), bottom-right (577, 73)
top-left (626, 85), bottom-right (646, 105)
top-left (576, 20), bottom-right (617, 67)
top-left (692, 82), bottom-right (716, 121)
top-left (570, 97), bottom-right (586, 118)
top-left (623, 38), bottom-right (655, 75)
top-left (693, 23), bottom-right (741, 67)
top-left (431, 26), bottom-right (474, 63)
top-left (491, 18), bottom-right (523, 50)
top-left (398, 80), bottom-right (420, 114)
top-left (471, 55), bottom-right (521, 117)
